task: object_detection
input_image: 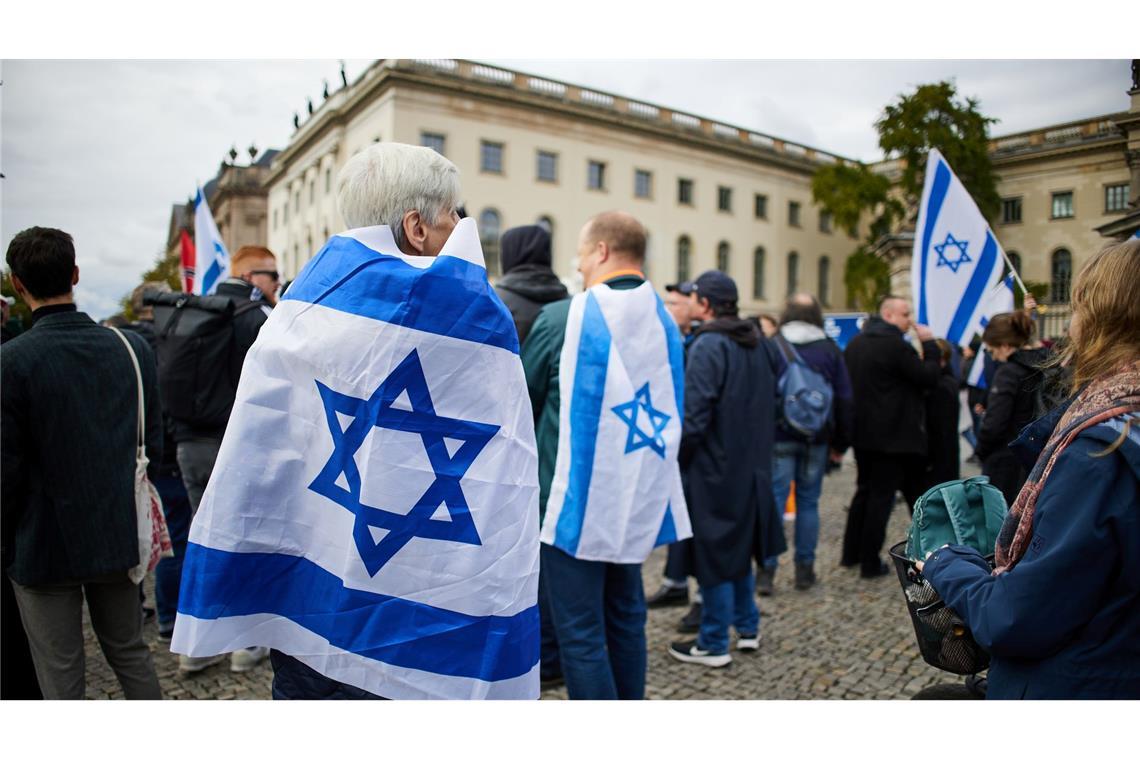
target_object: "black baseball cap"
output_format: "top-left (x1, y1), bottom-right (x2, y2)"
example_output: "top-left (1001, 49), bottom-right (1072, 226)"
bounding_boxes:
top-left (693, 270), bottom-right (738, 304)
top-left (665, 281), bottom-right (695, 295)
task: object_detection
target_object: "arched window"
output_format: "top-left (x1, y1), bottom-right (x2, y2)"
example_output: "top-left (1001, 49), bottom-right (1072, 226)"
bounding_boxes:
top-left (786, 251), bottom-right (800, 296)
top-left (677, 236), bottom-right (692, 282)
top-left (1007, 251), bottom-right (1022, 278)
top-left (716, 241), bottom-right (730, 274)
top-left (818, 255), bottom-right (831, 307)
top-left (480, 208), bottom-right (502, 276)
top-left (1051, 248), bottom-right (1072, 303)
top-left (752, 247), bottom-right (766, 300)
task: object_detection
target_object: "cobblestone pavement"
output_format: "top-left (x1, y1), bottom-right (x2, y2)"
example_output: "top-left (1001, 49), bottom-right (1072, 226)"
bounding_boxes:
top-left (81, 456), bottom-right (978, 700)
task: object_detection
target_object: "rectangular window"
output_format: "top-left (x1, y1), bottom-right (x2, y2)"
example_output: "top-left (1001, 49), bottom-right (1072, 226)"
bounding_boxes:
top-left (309, 181), bottom-right (315, 204)
top-left (294, 191), bottom-right (299, 213)
top-left (678, 178), bottom-right (694, 206)
top-left (1001, 197), bottom-right (1023, 224)
top-left (536, 151), bottom-right (557, 182)
top-left (272, 209), bottom-right (278, 230)
top-left (283, 202), bottom-right (288, 223)
top-left (634, 169), bottom-right (652, 199)
top-left (588, 160), bottom-right (606, 191)
top-left (717, 186), bottom-right (732, 213)
top-left (1051, 191), bottom-right (1074, 219)
top-left (480, 141), bottom-right (504, 174)
top-left (420, 132), bottom-right (446, 155)
top-left (325, 168), bottom-right (331, 194)
top-left (788, 201), bottom-right (801, 227)
top-left (819, 210), bottom-right (832, 234)
top-left (754, 193), bottom-right (768, 219)
top-left (1105, 183), bottom-right (1129, 213)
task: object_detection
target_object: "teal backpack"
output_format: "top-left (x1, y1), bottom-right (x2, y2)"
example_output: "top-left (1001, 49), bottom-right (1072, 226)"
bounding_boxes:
top-left (906, 476), bottom-right (1008, 561)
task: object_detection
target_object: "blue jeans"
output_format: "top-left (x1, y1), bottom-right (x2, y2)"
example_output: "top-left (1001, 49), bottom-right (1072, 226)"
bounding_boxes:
top-left (768, 440), bottom-right (828, 566)
top-left (153, 473), bottom-right (191, 631)
top-left (697, 571), bottom-right (759, 654)
top-left (540, 543), bottom-right (646, 700)
top-left (537, 562), bottom-right (561, 680)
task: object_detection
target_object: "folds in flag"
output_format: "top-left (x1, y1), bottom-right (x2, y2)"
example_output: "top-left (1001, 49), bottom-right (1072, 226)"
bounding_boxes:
top-left (912, 148), bottom-right (1006, 348)
top-left (541, 281), bottom-right (692, 563)
top-left (193, 187), bottom-right (228, 295)
top-left (966, 274), bottom-right (1016, 389)
top-left (171, 218), bottom-right (541, 699)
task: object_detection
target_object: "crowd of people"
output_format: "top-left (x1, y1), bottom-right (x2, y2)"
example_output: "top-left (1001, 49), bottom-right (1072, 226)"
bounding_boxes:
top-left (2, 140), bottom-right (1137, 700)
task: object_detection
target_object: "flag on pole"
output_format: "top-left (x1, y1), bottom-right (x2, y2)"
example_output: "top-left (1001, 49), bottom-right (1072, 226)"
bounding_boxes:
top-left (540, 281), bottom-right (692, 563)
top-left (171, 218), bottom-right (541, 699)
top-left (178, 229), bottom-right (195, 293)
top-left (912, 148), bottom-right (1006, 348)
top-left (193, 187), bottom-right (228, 295)
top-left (966, 273), bottom-right (1016, 389)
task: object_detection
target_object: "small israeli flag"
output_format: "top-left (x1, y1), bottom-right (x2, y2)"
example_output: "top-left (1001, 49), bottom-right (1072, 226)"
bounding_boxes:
top-left (193, 186), bottom-right (229, 296)
top-left (966, 274), bottom-right (1016, 389)
top-left (540, 281), bottom-right (692, 563)
top-left (912, 148), bottom-right (1006, 348)
top-left (171, 219), bottom-right (541, 699)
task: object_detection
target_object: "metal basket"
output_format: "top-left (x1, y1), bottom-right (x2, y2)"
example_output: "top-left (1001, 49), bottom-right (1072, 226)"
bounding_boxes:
top-left (888, 541), bottom-right (991, 675)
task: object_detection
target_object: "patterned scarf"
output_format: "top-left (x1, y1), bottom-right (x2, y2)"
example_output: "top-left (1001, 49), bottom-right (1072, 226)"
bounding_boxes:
top-left (993, 359), bottom-right (1140, 574)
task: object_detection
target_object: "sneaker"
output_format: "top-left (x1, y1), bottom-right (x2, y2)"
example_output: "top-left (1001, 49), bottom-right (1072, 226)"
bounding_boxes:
top-left (230, 646), bottom-right (270, 673)
top-left (668, 640), bottom-right (732, 668)
top-left (676, 602), bottom-right (702, 634)
top-left (757, 567), bottom-right (776, 597)
top-left (736, 633), bottom-right (761, 651)
top-left (179, 654), bottom-right (226, 673)
top-left (646, 583), bottom-right (689, 608)
top-left (157, 624), bottom-right (175, 642)
top-left (794, 562), bottom-right (817, 590)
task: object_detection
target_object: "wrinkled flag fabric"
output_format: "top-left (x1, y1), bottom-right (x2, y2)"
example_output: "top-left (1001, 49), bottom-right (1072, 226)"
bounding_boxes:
top-left (912, 148), bottom-right (1006, 349)
top-left (967, 274), bottom-right (1016, 389)
top-left (540, 280), bottom-right (692, 563)
top-left (171, 218), bottom-right (541, 699)
top-left (193, 187), bottom-right (229, 296)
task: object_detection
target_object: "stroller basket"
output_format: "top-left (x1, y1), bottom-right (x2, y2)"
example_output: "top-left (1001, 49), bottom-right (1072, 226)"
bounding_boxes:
top-left (888, 541), bottom-right (991, 675)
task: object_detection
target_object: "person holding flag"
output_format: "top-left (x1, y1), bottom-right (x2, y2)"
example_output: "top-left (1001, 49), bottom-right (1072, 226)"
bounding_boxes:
top-left (171, 143), bottom-right (541, 699)
top-left (523, 211), bottom-right (691, 700)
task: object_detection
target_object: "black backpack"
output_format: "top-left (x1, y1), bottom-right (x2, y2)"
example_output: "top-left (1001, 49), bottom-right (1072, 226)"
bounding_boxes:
top-left (145, 292), bottom-right (263, 428)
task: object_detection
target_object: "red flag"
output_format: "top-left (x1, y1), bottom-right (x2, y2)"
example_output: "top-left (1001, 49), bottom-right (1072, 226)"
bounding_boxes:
top-left (179, 229), bottom-right (195, 293)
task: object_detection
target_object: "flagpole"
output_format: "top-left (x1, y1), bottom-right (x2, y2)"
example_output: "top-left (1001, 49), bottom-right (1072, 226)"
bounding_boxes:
top-left (1000, 247), bottom-right (1028, 295)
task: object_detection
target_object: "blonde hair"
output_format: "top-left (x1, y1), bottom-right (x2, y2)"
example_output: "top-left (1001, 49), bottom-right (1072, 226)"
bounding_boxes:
top-left (1060, 239), bottom-right (1140, 391)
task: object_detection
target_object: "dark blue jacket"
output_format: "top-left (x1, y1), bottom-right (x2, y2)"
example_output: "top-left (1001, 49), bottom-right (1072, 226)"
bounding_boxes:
top-left (923, 404), bottom-right (1140, 699)
top-left (771, 323), bottom-right (854, 450)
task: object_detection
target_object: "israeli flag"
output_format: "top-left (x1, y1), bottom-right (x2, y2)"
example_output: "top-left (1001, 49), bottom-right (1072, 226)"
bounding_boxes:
top-left (912, 148), bottom-right (1006, 348)
top-left (171, 218), bottom-right (541, 699)
top-left (541, 281), bottom-right (692, 563)
top-left (966, 274), bottom-right (1016, 389)
top-left (193, 187), bottom-right (229, 295)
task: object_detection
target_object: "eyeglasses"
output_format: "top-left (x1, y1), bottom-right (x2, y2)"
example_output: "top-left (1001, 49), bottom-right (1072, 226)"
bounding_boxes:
top-left (250, 270), bottom-right (279, 281)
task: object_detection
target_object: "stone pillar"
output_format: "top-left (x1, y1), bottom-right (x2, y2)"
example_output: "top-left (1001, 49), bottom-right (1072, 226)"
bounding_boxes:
top-left (871, 230), bottom-right (916, 302)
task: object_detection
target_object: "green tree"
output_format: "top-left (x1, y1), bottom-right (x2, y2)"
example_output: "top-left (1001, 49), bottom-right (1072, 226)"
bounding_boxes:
top-left (814, 80), bottom-right (999, 309)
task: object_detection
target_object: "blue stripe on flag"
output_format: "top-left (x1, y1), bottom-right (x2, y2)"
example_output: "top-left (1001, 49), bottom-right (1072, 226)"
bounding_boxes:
top-left (283, 236), bottom-right (520, 354)
top-left (946, 230), bottom-right (999, 346)
top-left (654, 296), bottom-right (685, 415)
top-left (918, 160), bottom-right (952, 325)
top-left (554, 292), bottom-right (611, 555)
top-left (200, 258), bottom-right (223, 296)
top-left (654, 502), bottom-right (677, 547)
top-left (178, 543), bottom-right (539, 682)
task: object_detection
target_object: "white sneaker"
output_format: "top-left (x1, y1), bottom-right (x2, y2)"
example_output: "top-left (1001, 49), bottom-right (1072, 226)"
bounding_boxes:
top-left (668, 640), bottom-right (732, 668)
top-left (179, 654), bottom-right (226, 673)
top-left (736, 634), bottom-right (761, 651)
top-left (230, 646), bottom-right (270, 673)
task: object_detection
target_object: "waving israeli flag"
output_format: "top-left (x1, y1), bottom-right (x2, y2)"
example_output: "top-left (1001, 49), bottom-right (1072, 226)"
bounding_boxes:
top-left (912, 148), bottom-right (1006, 348)
top-left (171, 218), bottom-right (540, 699)
top-left (966, 274), bottom-right (1017, 389)
top-left (541, 281), bottom-right (691, 563)
top-left (193, 186), bottom-right (229, 295)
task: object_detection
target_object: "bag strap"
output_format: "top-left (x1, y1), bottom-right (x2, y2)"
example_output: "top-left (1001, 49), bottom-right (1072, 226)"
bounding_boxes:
top-left (941, 479), bottom-right (981, 551)
top-left (108, 327), bottom-right (145, 455)
top-left (775, 334), bottom-right (804, 366)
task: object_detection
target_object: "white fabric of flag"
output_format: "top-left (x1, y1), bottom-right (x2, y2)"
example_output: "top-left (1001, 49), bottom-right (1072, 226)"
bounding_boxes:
top-left (540, 281), bottom-right (692, 563)
top-left (193, 187), bottom-right (229, 296)
top-left (966, 273), bottom-right (1016, 389)
top-left (171, 219), bottom-right (541, 699)
top-left (912, 148), bottom-right (1006, 349)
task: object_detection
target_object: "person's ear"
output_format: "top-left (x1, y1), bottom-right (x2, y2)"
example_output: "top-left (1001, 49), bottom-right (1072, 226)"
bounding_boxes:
top-left (402, 210), bottom-right (428, 255)
top-left (10, 273), bottom-right (28, 299)
top-left (72, 266), bottom-right (80, 287)
top-left (595, 240), bottom-right (610, 265)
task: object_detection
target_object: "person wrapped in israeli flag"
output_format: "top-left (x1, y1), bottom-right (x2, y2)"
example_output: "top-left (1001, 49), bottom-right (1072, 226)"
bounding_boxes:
top-left (912, 148), bottom-right (1007, 348)
top-left (171, 143), bottom-right (540, 700)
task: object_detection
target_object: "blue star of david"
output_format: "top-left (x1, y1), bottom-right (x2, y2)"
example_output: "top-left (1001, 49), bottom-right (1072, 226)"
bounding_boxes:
top-left (308, 349), bottom-right (500, 576)
top-left (611, 382), bottom-right (671, 458)
top-left (933, 233), bottom-right (971, 273)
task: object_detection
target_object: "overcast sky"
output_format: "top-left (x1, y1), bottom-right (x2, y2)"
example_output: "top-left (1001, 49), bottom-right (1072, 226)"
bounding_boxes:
top-left (0, 59), bottom-right (1130, 319)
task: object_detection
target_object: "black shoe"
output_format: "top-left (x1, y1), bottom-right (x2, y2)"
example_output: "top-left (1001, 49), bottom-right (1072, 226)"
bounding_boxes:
top-left (668, 639), bottom-right (732, 668)
top-left (157, 625), bottom-right (174, 642)
top-left (757, 567), bottom-right (775, 596)
top-left (860, 560), bottom-right (891, 579)
top-left (646, 583), bottom-right (689, 608)
top-left (794, 562), bottom-right (816, 590)
top-left (677, 603), bottom-right (702, 634)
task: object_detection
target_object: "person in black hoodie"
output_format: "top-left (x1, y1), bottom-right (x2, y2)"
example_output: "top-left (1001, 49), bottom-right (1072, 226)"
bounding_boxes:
top-left (926, 338), bottom-right (962, 486)
top-left (494, 225), bottom-right (568, 345)
top-left (975, 310), bottom-right (1050, 505)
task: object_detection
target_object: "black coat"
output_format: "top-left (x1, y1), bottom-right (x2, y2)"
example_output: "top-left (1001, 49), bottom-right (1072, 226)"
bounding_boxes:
top-left (843, 316), bottom-right (941, 455)
top-left (494, 266), bottom-right (568, 345)
top-left (975, 347), bottom-right (1049, 462)
top-left (926, 367), bottom-right (961, 485)
top-left (680, 318), bottom-right (785, 587)
top-left (2, 310), bottom-right (162, 585)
